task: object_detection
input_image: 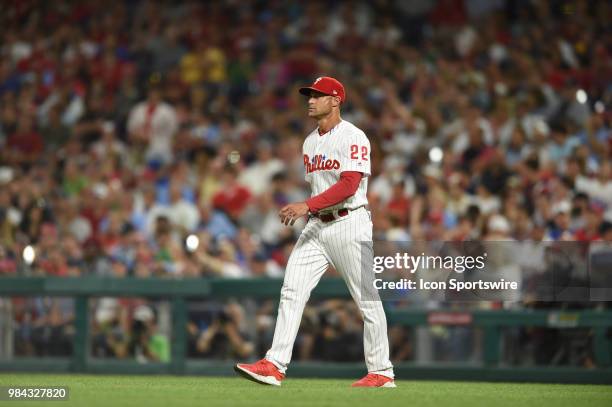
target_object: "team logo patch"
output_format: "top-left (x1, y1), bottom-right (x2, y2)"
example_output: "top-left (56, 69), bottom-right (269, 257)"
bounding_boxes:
top-left (304, 154), bottom-right (340, 174)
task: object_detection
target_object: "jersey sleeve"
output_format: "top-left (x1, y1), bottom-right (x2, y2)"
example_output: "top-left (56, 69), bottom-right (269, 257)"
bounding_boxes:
top-left (338, 130), bottom-right (371, 177)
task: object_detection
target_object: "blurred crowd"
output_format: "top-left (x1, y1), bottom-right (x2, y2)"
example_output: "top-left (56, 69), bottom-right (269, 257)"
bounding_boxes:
top-left (1, 0), bottom-right (611, 280)
top-left (11, 297), bottom-right (414, 365)
top-left (0, 0), bottom-right (610, 366)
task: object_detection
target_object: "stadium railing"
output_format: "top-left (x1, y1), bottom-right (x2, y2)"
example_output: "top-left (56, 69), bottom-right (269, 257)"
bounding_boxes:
top-left (0, 276), bottom-right (611, 384)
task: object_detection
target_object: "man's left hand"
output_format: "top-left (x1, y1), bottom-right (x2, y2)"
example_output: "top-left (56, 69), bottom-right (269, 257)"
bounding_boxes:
top-left (279, 202), bottom-right (310, 226)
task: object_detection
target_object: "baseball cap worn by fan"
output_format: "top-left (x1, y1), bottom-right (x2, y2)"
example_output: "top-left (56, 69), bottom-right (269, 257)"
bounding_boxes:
top-left (299, 77), bottom-right (345, 103)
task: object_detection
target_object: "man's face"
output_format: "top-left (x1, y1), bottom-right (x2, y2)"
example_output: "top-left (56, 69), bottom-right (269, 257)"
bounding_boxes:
top-left (307, 91), bottom-right (339, 118)
top-left (148, 88), bottom-right (161, 104)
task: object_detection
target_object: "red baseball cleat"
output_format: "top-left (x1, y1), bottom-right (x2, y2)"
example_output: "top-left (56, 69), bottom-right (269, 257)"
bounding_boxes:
top-left (234, 359), bottom-right (285, 386)
top-left (351, 373), bottom-right (397, 388)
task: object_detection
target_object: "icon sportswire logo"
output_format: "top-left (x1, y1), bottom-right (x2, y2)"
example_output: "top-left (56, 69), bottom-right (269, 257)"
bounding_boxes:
top-left (304, 154), bottom-right (340, 174)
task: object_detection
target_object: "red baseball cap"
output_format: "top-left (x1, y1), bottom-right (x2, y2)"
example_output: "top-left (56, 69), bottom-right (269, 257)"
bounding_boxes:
top-left (299, 76), bottom-right (345, 103)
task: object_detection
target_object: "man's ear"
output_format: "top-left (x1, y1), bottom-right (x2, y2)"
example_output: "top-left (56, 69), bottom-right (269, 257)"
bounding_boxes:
top-left (332, 96), bottom-right (341, 107)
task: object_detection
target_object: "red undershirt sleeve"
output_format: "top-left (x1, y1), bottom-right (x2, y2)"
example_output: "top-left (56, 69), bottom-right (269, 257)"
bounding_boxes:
top-left (305, 171), bottom-right (363, 213)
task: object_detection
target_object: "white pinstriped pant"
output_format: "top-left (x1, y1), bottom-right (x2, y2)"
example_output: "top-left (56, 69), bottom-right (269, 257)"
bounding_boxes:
top-left (265, 207), bottom-right (394, 378)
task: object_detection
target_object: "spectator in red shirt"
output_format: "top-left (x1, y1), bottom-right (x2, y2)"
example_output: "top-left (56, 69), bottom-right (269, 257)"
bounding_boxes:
top-left (5, 115), bottom-right (43, 165)
top-left (574, 207), bottom-right (603, 242)
top-left (0, 245), bottom-right (17, 274)
top-left (429, 0), bottom-right (467, 27)
top-left (212, 165), bottom-right (252, 221)
top-left (386, 181), bottom-right (411, 226)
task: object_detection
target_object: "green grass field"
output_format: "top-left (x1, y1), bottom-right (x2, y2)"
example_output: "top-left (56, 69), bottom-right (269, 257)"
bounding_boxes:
top-left (0, 374), bottom-right (611, 407)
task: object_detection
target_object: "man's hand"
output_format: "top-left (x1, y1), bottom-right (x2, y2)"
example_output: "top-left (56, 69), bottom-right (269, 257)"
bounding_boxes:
top-left (279, 202), bottom-right (310, 226)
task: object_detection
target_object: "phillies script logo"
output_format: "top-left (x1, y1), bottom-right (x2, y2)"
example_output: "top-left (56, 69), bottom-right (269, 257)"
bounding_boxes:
top-left (304, 154), bottom-right (340, 174)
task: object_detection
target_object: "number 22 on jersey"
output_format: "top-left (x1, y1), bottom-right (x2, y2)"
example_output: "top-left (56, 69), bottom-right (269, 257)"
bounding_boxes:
top-left (350, 144), bottom-right (369, 161)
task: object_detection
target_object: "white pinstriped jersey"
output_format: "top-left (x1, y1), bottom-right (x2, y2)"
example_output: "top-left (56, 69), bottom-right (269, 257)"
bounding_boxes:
top-left (303, 120), bottom-right (371, 211)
